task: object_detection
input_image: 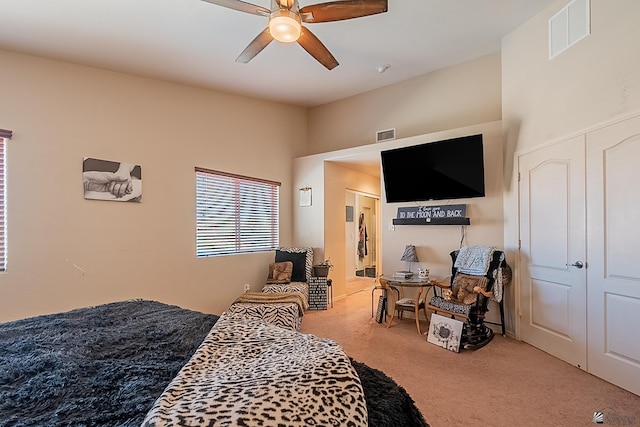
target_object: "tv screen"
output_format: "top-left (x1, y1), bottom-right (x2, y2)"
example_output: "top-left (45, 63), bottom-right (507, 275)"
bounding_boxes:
top-left (380, 134), bottom-right (485, 203)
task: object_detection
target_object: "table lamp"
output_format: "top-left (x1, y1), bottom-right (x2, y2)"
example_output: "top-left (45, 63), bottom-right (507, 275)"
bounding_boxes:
top-left (399, 244), bottom-right (419, 275)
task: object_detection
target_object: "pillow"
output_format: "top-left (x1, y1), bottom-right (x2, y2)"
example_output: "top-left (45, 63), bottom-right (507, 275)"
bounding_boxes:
top-left (266, 261), bottom-right (293, 284)
top-left (275, 247), bottom-right (313, 282)
top-left (451, 273), bottom-right (488, 305)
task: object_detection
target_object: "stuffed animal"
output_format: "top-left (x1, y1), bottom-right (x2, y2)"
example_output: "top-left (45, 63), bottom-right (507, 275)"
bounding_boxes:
top-left (451, 274), bottom-right (488, 305)
top-left (266, 261), bottom-right (293, 284)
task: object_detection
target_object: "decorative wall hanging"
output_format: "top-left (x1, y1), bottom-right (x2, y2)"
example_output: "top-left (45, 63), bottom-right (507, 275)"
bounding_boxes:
top-left (83, 157), bottom-right (142, 202)
top-left (299, 187), bottom-right (312, 207)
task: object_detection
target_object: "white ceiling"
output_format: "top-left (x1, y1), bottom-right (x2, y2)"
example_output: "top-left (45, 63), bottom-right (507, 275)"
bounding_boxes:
top-left (0, 0), bottom-right (555, 107)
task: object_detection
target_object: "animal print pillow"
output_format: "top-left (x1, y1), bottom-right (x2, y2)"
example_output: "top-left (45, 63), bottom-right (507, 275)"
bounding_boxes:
top-left (266, 261), bottom-right (293, 284)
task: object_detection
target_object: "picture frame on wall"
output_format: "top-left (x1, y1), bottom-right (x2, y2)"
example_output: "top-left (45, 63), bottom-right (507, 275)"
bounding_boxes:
top-left (83, 157), bottom-right (142, 202)
top-left (299, 187), bottom-right (312, 207)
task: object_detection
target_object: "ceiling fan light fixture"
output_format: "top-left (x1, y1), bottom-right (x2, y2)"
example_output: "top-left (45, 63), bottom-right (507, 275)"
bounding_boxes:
top-left (269, 9), bottom-right (301, 43)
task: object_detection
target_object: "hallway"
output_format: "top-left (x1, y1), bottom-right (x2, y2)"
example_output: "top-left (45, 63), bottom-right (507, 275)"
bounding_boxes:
top-left (345, 276), bottom-right (376, 295)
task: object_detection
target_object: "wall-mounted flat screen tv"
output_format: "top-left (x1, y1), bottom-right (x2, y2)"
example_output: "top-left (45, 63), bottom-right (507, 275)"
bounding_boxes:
top-left (380, 134), bottom-right (485, 203)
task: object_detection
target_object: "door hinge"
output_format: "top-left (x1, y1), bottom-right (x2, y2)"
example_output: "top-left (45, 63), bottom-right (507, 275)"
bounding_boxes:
top-left (518, 172), bottom-right (521, 182)
top-left (518, 239), bottom-right (521, 249)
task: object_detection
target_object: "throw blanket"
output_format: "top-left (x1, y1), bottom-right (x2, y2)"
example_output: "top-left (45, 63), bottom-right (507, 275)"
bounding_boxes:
top-left (234, 291), bottom-right (308, 313)
top-left (0, 300), bottom-right (219, 426)
top-left (492, 257), bottom-right (511, 303)
top-left (454, 245), bottom-right (495, 276)
top-left (143, 314), bottom-right (368, 426)
top-left (262, 281), bottom-right (309, 304)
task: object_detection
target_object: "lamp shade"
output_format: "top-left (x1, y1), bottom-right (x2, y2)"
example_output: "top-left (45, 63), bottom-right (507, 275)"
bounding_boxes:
top-left (400, 245), bottom-right (419, 263)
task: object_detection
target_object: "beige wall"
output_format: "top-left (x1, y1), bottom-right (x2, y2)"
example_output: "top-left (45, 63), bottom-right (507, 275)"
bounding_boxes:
top-left (378, 121), bottom-right (505, 325)
top-left (306, 53), bottom-right (502, 154)
top-left (345, 191), bottom-right (357, 278)
top-left (502, 0), bottom-right (640, 157)
top-left (292, 151), bottom-right (380, 298)
top-left (323, 163), bottom-right (380, 298)
top-left (299, 51), bottom-right (506, 307)
top-left (293, 120), bottom-right (504, 313)
top-left (0, 50), bottom-right (307, 322)
top-left (501, 0), bottom-right (640, 334)
top-left (502, 0), bottom-right (640, 246)
top-left (379, 121), bottom-right (504, 279)
top-left (8, 1), bottom-right (635, 326)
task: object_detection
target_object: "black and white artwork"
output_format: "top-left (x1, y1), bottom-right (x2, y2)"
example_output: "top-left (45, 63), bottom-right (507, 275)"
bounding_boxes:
top-left (427, 313), bottom-right (463, 353)
top-left (83, 157), bottom-right (142, 202)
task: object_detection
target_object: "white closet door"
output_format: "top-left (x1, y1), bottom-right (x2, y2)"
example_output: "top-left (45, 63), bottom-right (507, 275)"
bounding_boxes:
top-left (518, 135), bottom-right (587, 370)
top-left (586, 115), bottom-right (640, 396)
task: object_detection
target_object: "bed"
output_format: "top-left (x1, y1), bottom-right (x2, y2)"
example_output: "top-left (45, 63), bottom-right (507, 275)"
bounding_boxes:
top-left (0, 299), bottom-right (429, 427)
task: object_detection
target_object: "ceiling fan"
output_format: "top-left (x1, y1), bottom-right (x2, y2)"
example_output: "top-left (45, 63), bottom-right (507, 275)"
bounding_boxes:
top-left (201, 0), bottom-right (388, 70)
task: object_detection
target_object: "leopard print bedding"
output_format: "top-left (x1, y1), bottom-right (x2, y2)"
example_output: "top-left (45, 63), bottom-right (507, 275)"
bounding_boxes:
top-left (142, 314), bottom-right (367, 427)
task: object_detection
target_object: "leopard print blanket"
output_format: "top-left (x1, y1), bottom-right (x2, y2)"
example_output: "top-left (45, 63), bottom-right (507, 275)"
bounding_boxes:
top-left (142, 313), bottom-right (368, 426)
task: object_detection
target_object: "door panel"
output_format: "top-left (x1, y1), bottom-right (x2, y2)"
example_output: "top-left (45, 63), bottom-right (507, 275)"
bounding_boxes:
top-left (604, 294), bottom-right (640, 363)
top-left (587, 115), bottom-right (640, 395)
top-left (531, 279), bottom-right (572, 338)
top-left (519, 135), bottom-right (587, 369)
top-left (529, 163), bottom-right (568, 269)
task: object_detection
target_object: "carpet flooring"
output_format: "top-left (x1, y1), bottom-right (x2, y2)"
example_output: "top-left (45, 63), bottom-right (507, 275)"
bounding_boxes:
top-left (302, 287), bottom-right (640, 427)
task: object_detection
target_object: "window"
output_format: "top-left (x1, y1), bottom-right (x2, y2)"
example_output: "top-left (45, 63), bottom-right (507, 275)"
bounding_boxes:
top-left (195, 167), bottom-right (280, 257)
top-left (0, 132), bottom-right (8, 271)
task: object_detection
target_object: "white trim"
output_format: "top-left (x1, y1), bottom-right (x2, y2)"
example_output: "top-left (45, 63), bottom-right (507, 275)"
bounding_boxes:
top-left (513, 110), bottom-right (640, 158)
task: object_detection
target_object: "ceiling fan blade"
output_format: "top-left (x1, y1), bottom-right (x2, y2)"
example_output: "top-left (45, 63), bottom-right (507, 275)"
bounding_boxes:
top-left (297, 26), bottom-right (338, 70)
top-left (201, 0), bottom-right (270, 17)
top-left (236, 28), bottom-right (274, 63)
top-left (300, 0), bottom-right (387, 23)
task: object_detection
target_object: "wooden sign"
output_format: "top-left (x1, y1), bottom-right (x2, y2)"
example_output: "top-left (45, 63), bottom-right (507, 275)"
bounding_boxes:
top-left (397, 204), bottom-right (466, 220)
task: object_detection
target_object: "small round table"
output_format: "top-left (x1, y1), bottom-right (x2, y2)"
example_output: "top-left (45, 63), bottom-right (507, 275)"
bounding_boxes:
top-left (381, 275), bottom-right (433, 335)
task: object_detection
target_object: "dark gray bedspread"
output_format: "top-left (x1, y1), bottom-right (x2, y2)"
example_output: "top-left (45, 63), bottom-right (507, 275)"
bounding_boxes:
top-left (0, 300), bottom-right (428, 427)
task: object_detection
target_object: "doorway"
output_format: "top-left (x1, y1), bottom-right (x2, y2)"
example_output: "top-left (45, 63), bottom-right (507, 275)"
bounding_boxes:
top-left (345, 191), bottom-right (379, 294)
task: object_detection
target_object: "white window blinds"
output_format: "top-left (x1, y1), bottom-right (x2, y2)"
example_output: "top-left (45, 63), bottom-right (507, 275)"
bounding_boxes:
top-left (195, 168), bottom-right (280, 257)
top-left (0, 137), bottom-right (6, 271)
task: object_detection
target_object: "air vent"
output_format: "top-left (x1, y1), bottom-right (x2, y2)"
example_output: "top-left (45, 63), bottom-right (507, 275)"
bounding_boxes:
top-left (549, 0), bottom-right (590, 59)
top-left (376, 128), bottom-right (396, 143)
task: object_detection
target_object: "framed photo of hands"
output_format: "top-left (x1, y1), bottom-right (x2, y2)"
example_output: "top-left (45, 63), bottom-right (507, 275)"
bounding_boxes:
top-left (83, 157), bottom-right (142, 202)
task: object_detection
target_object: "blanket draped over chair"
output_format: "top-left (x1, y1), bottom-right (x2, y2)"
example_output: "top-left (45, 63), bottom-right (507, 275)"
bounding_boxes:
top-left (454, 245), bottom-right (495, 276)
top-left (143, 313), bottom-right (368, 426)
top-left (453, 245), bottom-right (509, 302)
